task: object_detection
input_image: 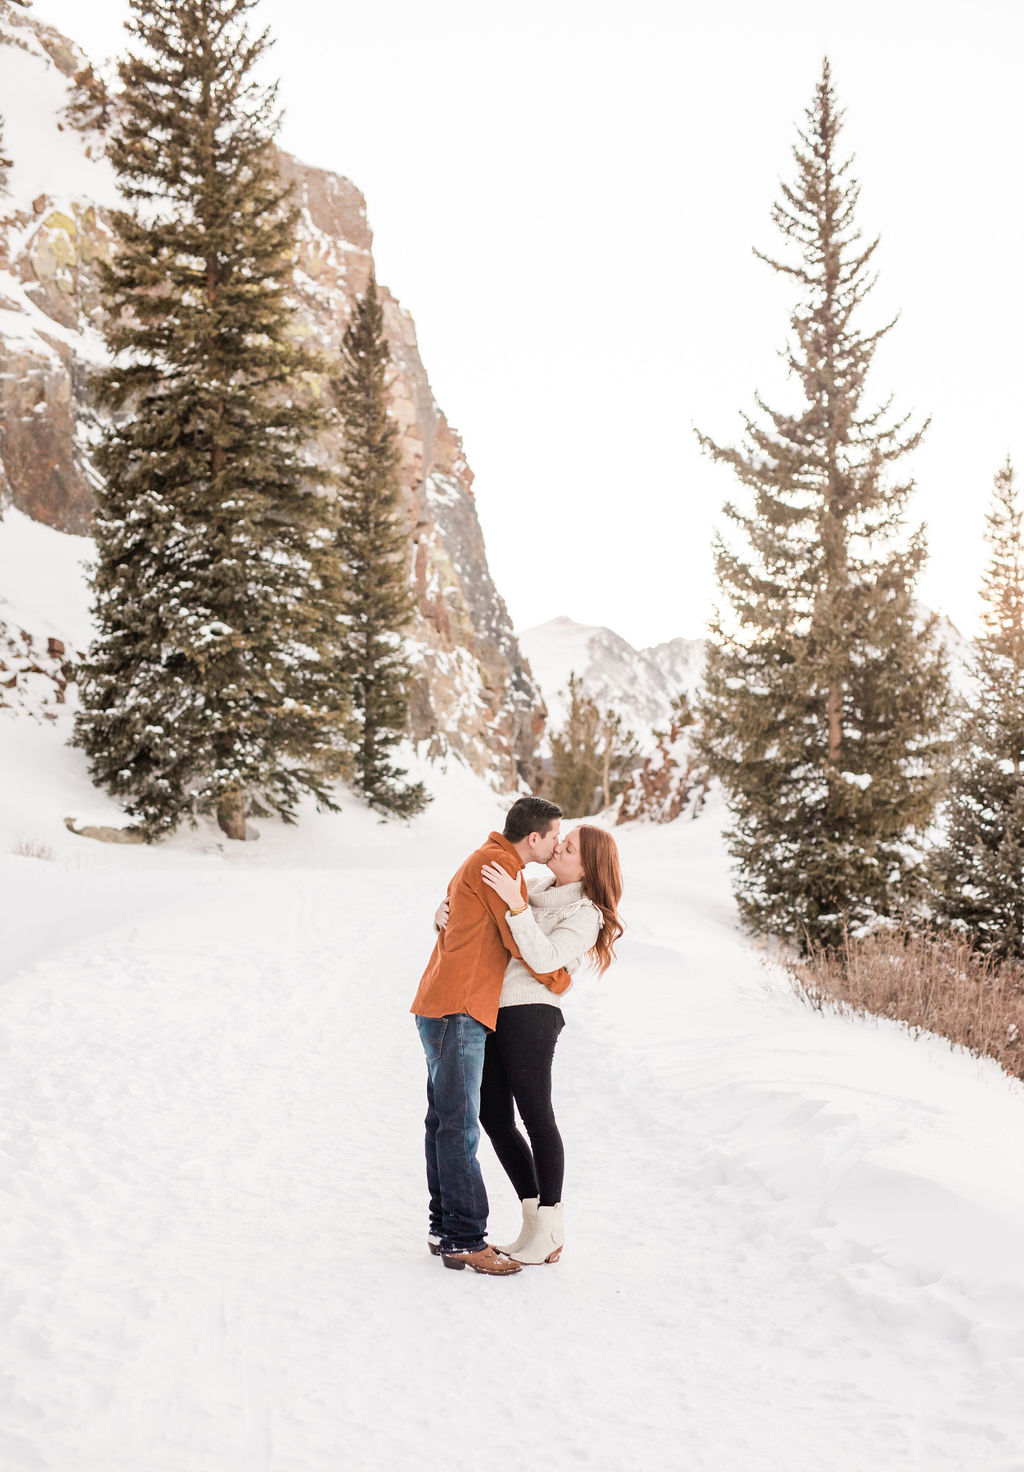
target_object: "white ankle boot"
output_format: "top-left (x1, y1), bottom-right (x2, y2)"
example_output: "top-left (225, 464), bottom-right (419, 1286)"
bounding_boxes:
top-left (494, 1196), bottom-right (540, 1255)
top-left (510, 1202), bottom-right (564, 1265)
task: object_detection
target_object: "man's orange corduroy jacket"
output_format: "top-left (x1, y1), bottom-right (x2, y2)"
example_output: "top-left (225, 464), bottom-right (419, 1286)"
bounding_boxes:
top-left (410, 831), bottom-right (571, 1031)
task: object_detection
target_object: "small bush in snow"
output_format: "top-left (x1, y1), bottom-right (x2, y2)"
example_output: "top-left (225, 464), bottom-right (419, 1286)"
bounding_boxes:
top-left (10, 836), bottom-right (55, 861)
top-left (788, 927), bottom-right (1024, 1080)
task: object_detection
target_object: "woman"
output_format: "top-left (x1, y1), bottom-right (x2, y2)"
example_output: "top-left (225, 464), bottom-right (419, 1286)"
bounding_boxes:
top-left (478, 824), bottom-right (623, 1266)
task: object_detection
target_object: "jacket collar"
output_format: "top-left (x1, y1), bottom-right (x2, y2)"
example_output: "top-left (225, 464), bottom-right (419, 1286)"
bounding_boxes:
top-left (487, 831), bottom-right (524, 871)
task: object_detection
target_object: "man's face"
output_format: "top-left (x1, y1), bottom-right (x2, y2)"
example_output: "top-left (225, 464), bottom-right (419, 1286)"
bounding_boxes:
top-left (531, 821), bottom-right (561, 864)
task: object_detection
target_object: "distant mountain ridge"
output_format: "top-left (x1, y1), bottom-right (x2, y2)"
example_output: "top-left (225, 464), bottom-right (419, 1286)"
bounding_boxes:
top-left (517, 616), bottom-right (705, 750)
top-left (519, 609), bottom-right (972, 757)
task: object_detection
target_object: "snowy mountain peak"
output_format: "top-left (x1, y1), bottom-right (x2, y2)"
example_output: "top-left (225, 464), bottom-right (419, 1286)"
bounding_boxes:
top-left (518, 616), bottom-right (705, 748)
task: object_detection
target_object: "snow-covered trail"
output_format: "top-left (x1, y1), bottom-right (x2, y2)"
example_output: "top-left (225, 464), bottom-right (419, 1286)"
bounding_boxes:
top-left (2, 809), bottom-right (1024, 1471)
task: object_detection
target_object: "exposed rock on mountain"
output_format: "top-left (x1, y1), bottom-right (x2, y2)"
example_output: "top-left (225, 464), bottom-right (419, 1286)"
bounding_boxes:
top-left (617, 704), bottom-right (709, 825)
top-left (0, 14), bottom-right (540, 787)
top-left (0, 618), bottom-right (74, 719)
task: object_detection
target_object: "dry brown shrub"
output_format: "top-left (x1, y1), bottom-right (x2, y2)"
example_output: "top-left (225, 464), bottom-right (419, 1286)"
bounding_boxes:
top-left (787, 929), bottom-right (1024, 1081)
top-left (9, 836), bottom-right (55, 861)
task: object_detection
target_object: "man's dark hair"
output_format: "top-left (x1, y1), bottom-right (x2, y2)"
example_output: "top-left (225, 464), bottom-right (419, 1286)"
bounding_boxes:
top-left (503, 795), bottom-right (562, 843)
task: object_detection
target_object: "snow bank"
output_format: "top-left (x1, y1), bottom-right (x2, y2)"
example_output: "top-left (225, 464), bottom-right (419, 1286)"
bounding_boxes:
top-left (1, 723), bottom-right (1024, 1468)
top-left (0, 504), bottom-right (94, 648)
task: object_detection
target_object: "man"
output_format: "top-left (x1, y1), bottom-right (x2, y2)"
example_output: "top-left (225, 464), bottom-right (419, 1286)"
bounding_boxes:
top-left (411, 795), bottom-right (570, 1276)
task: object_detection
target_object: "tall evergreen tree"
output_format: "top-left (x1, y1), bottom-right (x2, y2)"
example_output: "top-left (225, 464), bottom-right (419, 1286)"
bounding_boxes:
top-left (932, 460), bottom-right (1024, 956)
top-left (74, 0), bottom-right (350, 840)
top-left (549, 673), bottom-right (638, 815)
top-left (697, 59), bottom-right (949, 950)
top-left (333, 271), bottom-right (427, 817)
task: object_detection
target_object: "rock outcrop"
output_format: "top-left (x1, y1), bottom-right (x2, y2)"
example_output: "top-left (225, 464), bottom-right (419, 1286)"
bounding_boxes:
top-left (0, 620), bottom-right (75, 720)
top-left (617, 706), bottom-right (709, 825)
top-left (0, 14), bottom-right (541, 786)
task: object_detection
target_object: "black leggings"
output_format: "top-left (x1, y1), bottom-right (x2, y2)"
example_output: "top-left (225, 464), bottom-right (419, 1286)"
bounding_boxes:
top-left (479, 1004), bottom-right (565, 1206)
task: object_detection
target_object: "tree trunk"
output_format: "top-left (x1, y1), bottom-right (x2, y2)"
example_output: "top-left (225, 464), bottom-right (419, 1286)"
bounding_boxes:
top-left (216, 788), bottom-right (247, 840)
top-left (827, 684), bottom-right (842, 764)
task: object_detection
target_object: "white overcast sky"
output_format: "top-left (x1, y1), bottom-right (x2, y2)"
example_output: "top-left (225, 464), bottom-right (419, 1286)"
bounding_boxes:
top-left (33, 0), bottom-right (1024, 648)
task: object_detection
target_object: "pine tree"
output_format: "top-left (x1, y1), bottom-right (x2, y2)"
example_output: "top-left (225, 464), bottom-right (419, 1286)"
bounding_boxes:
top-left (668, 691), bottom-right (695, 731)
top-left (549, 673), bottom-right (638, 815)
top-left (697, 59), bottom-right (949, 950)
top-left (333, 270), bottom-right (427, 817)
top-left (549, 675), bottom-right (601, 815)
top-left (932, 460), bottom-right (1024, 956)
top-left (74, 0), bottom-right (350, 841)
top-left (596, 704), bottom-right (639, 813)
top-left (64, 63), bottom-right (115, 134)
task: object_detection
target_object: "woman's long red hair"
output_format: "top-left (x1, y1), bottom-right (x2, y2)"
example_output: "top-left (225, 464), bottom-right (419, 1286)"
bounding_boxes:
top-left (578, 825), bottom-right (624, 975)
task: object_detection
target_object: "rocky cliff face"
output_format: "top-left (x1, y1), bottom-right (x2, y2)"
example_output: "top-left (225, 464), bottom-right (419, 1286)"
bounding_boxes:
top-left (0, 15), bottom-right (542, 787)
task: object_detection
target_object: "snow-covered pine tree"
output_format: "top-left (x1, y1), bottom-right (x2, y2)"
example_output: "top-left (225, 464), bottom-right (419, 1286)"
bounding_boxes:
top-left (64, 63), bottom-right (115, 134)
top-left (333, 270), bottom-right (427, 817)
top-left (74, 0), bottom-right (350, 841)
top-left (932, 460), bottom-right (1024, 956)
top-left (697, 59), bottom-right (949, 950)
top-left (549, 673), bottom-right (638, 815)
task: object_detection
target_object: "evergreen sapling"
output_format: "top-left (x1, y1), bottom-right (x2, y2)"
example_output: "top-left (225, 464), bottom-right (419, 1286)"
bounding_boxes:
top-left (64, 63), bottom-right (116, 135)
top-left (549, 672), bottom-right (638, 815)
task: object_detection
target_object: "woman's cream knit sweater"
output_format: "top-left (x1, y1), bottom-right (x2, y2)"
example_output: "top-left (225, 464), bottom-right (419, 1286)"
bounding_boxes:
top-left (499, 876), bottom-right (602, 1010)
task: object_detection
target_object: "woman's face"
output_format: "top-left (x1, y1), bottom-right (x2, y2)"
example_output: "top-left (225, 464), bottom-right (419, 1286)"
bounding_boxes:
top-left (547, 827), bottom-right (585, 885)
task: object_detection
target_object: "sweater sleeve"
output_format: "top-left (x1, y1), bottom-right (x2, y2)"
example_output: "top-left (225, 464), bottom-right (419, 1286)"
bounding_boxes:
top-left (467, 866), bottom-right (572, 995)
top-left (505, 902), bottom-right (601, 976)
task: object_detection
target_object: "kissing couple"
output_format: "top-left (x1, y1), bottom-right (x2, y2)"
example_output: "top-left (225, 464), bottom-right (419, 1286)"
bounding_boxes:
top-left (411, 795), bottom-right (624, 1276)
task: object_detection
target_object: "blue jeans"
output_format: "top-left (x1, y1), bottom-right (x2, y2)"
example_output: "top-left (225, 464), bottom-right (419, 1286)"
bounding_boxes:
top-left (415, 1014), bottom-right (489, 1253)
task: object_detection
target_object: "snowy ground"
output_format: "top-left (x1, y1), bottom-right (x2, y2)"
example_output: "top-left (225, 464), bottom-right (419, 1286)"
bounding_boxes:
top-left (2, 705), bottom-right (1024, 1470)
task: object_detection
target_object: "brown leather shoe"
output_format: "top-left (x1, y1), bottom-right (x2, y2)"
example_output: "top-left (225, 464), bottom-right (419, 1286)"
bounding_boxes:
top-left (441, 1245), bottom-right (522, 1275)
